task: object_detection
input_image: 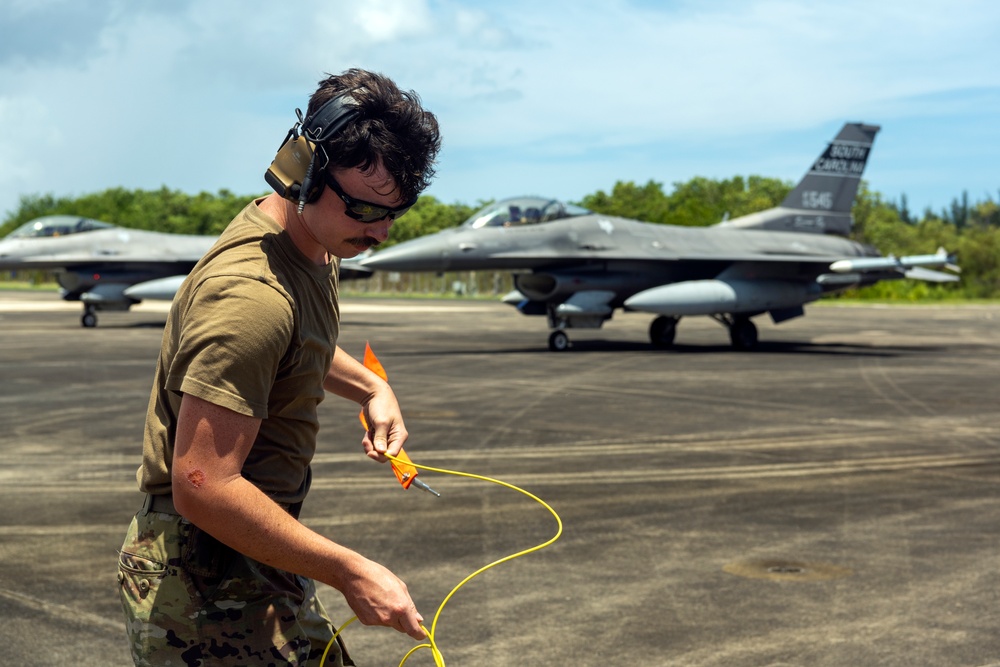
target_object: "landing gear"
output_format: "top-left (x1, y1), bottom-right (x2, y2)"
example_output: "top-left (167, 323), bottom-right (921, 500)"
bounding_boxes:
top-left (708, 314), bottom-right (760, 350)
top-left (649, 316), bottom-right (678, 348)
top-left (548, 329), bottom-right (570, 351)
top-left (729, 317), bottom-right (758, 350)
top-left (81, 306), bottom-right (98, 328)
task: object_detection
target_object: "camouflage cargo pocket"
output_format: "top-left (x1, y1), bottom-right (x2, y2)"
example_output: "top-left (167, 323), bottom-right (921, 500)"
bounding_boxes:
top-left (118, 514), bottom-right (171, 618)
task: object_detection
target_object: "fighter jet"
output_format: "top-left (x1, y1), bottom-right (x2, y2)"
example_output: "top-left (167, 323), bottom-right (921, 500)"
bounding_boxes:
top-left (0, 215), bottom-right (370, 327)
top-left (361, 123), bottom-right (960, 350)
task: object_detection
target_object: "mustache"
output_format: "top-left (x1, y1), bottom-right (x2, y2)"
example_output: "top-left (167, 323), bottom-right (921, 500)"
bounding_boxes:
top-left (347, 238), bottom-right (381, 250)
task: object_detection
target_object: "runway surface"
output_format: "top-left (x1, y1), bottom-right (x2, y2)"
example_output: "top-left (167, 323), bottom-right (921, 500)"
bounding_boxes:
top-left (1, 290), bottom-right (998, 666)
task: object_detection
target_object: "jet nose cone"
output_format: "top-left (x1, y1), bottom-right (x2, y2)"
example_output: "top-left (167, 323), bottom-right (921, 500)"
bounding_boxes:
top-left (0, 240), bottom-right (20, 260)
top-left (361, 233), bottom-right (453, 272)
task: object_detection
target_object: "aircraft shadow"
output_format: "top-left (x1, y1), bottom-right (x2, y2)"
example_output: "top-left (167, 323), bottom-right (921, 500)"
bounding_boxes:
top-left (388, 339), bottom-right (939, 359)
top-left (560, 339), bottom-right (932, 357)
top-left (81, 319), bottom-right (169, 330)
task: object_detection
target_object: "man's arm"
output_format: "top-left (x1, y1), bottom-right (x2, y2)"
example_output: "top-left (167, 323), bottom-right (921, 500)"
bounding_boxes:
top-left (170, 393), bottom-right (426, 640)
top-left (323, 345), bottom-right (408, 462)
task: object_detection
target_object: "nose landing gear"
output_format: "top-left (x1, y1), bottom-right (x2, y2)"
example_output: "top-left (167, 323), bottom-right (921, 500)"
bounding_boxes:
top-left (82, 305), bottom-right (98, 328)
top-left (548, 329), bottom-right (570, 351)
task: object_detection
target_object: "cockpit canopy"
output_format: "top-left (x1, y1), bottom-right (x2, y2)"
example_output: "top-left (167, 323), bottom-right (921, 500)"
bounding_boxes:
top-left (6, 216), bottom-right (114, 239)
top-left (461, 197), bottom-right (591, 229)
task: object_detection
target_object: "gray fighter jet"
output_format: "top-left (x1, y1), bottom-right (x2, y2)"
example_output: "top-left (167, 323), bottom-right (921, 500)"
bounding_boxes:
top-left (361, 123), bottom-right (960, 350)
top-left (0, 215), bottom-right (370, 327)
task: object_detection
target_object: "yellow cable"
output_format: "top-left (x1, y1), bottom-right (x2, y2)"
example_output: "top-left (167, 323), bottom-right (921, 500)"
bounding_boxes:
top-left (320, 453), bottom-right (563, 666)
top-left (319, 616), bottom-right (356, 666)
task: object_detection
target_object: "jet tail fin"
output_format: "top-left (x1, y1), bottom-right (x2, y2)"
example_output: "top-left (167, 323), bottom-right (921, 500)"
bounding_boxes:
top-left (780, 122), bottom-right (880, 217)
top-left (714, 122), bottom-right (880, 236)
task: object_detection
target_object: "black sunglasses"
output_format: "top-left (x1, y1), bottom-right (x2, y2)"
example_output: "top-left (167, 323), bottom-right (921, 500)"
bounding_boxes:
top-left (324, 172), bottom-right (416, 223)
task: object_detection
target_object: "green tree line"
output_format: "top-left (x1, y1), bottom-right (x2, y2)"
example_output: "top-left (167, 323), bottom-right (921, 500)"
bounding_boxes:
top-left (2, 178), bottom-right (997, 299)
top-left (0, 187), bottom-right (477, 242)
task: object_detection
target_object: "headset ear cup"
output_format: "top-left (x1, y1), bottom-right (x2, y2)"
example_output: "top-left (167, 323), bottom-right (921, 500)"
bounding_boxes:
top-left (265, 136), bottom-right (316, 202)
top-left (265, 93), bottom-right (360, 204)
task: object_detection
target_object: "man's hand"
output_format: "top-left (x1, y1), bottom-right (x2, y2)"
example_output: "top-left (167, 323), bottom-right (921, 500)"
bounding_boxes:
top-left (339, 555), bottom-right (426, 640)
top-left (324, 345), bottom-right (410, 461)
top-left (360, 384), bottom-right (409, 462)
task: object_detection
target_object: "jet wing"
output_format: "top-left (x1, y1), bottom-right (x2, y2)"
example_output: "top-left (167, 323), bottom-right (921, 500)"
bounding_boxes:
top-left (122, 260), bottom-right (372, 302)
top-left (485, 247), bottom-right (958, 280)
top-left (477, 248), bottom-right (858, 276)
top-left (0, 255), bottom-right (200, 271)
top-left (0, 227), bottom-right (216, 272)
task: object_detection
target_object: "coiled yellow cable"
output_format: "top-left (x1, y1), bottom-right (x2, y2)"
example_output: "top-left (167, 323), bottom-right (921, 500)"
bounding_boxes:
top-left (319, 452), bottom-right (563, 667)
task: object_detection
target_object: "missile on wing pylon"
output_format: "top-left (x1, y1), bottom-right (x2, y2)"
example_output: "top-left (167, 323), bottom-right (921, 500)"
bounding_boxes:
top-left (829, 249), bottom-right (958, 274)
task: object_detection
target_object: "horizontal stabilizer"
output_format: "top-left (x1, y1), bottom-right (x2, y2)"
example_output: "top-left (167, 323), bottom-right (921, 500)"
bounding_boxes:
top-left (904, 267), bottom-right (961, 283)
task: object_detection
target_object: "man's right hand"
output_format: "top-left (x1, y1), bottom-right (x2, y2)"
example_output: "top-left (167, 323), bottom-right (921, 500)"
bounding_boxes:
top-left (337, 555), bottom-right (426, 641)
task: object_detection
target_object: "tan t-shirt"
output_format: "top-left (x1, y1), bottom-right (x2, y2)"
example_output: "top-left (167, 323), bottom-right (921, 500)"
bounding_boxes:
top-left (138, 199), bottom-right (340, 504)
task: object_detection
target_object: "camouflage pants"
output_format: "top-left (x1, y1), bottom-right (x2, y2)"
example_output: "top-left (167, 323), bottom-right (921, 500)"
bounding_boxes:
top-left (118, 507), bottom-right (354, 666)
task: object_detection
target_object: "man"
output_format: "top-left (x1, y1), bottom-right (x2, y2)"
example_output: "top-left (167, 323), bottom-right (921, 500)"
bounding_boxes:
top-left (118, 68), bottom-right (441, 666)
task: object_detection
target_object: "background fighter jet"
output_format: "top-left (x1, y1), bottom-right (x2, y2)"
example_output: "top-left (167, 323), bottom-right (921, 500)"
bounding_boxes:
top-left (361, 123), bottom-right (960, 351)
top-left (0, 216), bottom-right (214, 327)
top-left (0, 215), bottom-right (370, 327)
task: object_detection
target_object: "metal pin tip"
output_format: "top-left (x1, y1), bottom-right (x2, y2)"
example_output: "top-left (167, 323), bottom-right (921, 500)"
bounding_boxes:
top-left (412, 478), bottom-right (441, 497)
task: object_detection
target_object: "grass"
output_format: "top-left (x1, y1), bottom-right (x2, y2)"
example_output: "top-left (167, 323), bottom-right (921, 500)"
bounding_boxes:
top-left (0, 281), bottom-right (59, 291)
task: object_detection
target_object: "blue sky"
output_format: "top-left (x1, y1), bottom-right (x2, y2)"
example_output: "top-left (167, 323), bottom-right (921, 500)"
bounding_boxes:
top-left (1, 0), bottom-right (998, 222)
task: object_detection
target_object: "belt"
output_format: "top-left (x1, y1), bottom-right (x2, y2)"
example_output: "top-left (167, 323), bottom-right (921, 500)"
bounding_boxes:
top-left (140, 493), bottom-right (302, 520)
top-left (141, 493), bottom-right (178, 515)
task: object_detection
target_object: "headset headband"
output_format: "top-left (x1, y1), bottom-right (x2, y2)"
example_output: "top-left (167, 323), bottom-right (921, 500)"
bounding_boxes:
top-left (302, 93), bottom-right (359, 144)
top-left (292, 93), bottom-right (360, 212)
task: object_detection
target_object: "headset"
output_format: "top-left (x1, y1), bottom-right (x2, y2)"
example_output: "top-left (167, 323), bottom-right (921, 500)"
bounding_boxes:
top-left (264, 93), bottom-right (360, 213)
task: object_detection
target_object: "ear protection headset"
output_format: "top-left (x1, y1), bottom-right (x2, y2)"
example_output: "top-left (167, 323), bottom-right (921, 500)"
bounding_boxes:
top-left (264, 93), bottom-right (360, 213)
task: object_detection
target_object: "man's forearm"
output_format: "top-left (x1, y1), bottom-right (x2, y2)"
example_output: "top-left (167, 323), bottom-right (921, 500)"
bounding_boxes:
top-left (173, 474), bottom-right (363, 592)
top-left (323, 345), bottom-right (386, 403)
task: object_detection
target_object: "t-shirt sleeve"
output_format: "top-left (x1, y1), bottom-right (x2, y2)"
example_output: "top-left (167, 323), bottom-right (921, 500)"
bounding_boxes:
top-left (165, 275), bottom-right (293, 418)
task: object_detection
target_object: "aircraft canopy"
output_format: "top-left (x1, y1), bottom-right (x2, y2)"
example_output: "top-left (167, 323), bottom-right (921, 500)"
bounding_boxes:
top-left (461, 197), bottom-right (591, 229)
top-left (6, 216), bottom-right (114, 239)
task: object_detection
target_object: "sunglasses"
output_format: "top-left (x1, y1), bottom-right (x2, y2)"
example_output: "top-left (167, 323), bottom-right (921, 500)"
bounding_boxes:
top-left (324, 172), bottom-right (416, 223)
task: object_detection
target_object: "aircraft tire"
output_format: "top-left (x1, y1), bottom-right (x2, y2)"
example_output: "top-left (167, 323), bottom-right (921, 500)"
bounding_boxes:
top-left (649, 316), bottom-right (678, 348)
top-left (729, 318), bottom-right (758, 350)
top-left (82, 311), bottom-right (98, 328)
top-left (548, 330), bottom-right (570, 352)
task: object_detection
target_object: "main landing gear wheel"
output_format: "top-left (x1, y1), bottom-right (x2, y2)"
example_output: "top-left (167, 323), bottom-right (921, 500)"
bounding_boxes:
top-left (649, 316), bottom-right (678, 349)
top-left (81, 307), bottom-right (98, 328)
top-left (729, 318), bottom-right (758, 350)
top-left (548, 330), bottom-right (570, 351)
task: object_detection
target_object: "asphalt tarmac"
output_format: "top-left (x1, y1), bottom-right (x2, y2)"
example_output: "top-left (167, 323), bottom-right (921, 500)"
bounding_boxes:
top-left (1, 290), bottom-right (999, 667)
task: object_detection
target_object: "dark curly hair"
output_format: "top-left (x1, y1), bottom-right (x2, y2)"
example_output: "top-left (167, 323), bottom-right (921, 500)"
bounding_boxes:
top-left (306, 68), bottom-right (441, 203)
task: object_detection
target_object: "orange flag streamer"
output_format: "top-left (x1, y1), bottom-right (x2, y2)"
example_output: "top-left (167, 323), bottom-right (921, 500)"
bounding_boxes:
top-left (360, 342), bottom-right (420, 490)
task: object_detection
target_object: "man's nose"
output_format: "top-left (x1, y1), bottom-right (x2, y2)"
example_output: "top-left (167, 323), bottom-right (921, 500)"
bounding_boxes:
top-left (366, 218), bottom-right (394, 243)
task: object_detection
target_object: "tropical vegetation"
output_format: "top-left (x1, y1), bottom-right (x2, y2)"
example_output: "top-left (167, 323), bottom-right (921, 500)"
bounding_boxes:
top-left (2, 178), bottom-right (996, 300)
